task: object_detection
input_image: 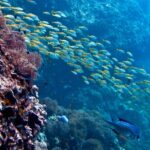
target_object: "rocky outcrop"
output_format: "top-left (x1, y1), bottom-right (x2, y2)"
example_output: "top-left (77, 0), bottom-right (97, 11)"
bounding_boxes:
top-left (0, 13), bottom-right (46, 149)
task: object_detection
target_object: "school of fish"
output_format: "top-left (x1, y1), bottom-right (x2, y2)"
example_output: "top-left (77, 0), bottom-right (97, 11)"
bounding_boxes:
top-left (1, 0), bottom-right (150, 105)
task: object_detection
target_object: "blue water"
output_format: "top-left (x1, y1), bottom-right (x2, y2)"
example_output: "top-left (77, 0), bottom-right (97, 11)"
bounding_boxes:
top-left (3, 0), bottom-right (150, 149)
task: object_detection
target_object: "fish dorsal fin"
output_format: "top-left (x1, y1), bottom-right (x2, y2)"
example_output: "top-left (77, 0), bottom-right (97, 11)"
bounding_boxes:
top-left (118, 117), bottom-right (133, 124)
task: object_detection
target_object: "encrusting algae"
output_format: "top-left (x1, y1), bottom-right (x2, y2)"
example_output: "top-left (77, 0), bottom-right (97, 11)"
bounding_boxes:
top-left (0, 13), bottom-right (46, 149)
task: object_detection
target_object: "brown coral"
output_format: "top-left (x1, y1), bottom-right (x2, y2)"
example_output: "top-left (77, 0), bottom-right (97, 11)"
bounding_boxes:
top-left (0, 13), bottom-right (46, 149)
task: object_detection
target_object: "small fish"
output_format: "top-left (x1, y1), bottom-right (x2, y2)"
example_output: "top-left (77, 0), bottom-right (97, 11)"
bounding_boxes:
top-left (43, 11), bottom-right (50, 16)
top-left (26, 0), bottom-right (37, 5)
top-left (57, 115), bottom-right (69, 123)
top-left (106, 117), bottom-right (140, 140)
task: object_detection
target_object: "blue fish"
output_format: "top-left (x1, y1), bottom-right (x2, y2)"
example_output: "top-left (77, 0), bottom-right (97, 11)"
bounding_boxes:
top-left (106, 117), bottom-right (140, 140)
top-left (57, 115), bottom-right (69, 123)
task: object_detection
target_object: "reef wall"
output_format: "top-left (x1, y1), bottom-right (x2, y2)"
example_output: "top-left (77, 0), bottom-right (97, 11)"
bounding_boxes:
top-left (0, 13), bottom-right (46, 149)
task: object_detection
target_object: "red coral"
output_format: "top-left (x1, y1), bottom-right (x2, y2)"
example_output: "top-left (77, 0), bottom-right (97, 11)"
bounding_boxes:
top-left (0, 14), bottom-right (41, 79)
top-left (6, 49), bottom-right (41, 79)
top-left (3, 31), bottom-right (25, 50)
top-left (0, 14), bottom-right (7, 29)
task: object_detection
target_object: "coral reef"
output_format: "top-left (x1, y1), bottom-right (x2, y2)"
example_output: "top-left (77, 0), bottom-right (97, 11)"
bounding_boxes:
top-left (0, 15), bottom-right (41, 80)
top-left (34, 140), bottom-right (48, 150)
top-left (43, 98), bottom-right (121, 150)
top-left (81, 138), bottom-right (103, 150)
top-left (3, 1), bottom-right (150, 150)
top-left (0, 13), bottom-right (46, 149)
top-left (43, 96), bottom-right (149, 150)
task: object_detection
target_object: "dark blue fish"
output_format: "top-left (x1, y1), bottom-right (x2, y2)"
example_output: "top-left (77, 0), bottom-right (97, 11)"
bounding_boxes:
top-left (106, 117), bottom-right (140, 140)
